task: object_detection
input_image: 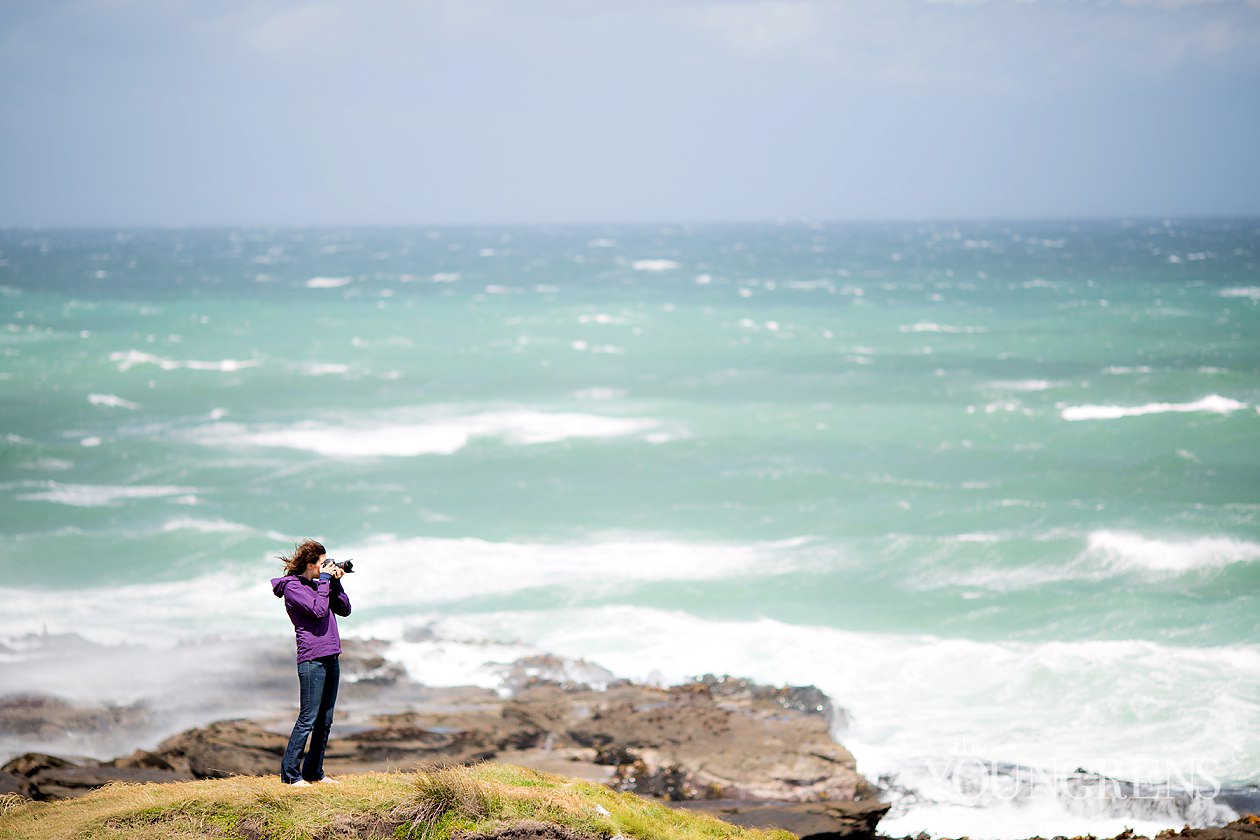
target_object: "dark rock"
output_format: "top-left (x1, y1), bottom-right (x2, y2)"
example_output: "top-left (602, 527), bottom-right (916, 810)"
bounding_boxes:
top-left (692, 674), bottom-right (851, 730)
top-left (26, 765), bottom-right (191, 800)
top-left (339, 642), bottom-right (408, 687)
top-left (109, 749), bottom-right (178, 771)
top-left (0, 771), bottom-right (31, 797)
top-left (454, 819), bottom-right (600, 840)
top-left (496, 655), bottom-right (617, 694)
top-left (1149, 816), bottom-right (1260, 840)
top-left (683, 799), bottom-right (891, 840)
top-left (2, 752), bottom-right (78, 778)
top-left (152, 719), bottom-right (286, 779)
top-left (0, 751), bottom-right (190, 800)
top-left (615, 762), bottom-right (692, 801)
top-left (498, 729), bottom-right (543, 751)
top-left (593, 745), bottom-right (637, 766)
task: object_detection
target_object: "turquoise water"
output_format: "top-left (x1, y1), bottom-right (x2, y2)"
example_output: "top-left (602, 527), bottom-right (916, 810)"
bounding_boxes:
top-left (1, 221), bottom-right (1258, 836)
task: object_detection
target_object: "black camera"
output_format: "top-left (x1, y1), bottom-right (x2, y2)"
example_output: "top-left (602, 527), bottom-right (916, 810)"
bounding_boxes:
top-left (325, 558), bottom-right (355, 574)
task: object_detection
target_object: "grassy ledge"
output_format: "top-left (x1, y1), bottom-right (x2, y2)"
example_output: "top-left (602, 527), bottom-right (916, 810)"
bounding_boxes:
top-left (0, 763), bottom-right (796, 840)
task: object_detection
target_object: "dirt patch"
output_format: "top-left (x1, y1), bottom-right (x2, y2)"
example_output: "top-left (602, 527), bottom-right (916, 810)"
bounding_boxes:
top-left (455, 819), bottom-right (603, 840)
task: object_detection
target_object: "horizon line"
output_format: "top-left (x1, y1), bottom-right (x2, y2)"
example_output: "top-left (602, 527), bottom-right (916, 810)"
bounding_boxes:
top-left (3, 213), bottom-right (1260, 232)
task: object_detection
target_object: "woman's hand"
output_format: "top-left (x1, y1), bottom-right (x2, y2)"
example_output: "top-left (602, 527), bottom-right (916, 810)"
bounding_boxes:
top-left (322, 561), bottom-right (345, 580)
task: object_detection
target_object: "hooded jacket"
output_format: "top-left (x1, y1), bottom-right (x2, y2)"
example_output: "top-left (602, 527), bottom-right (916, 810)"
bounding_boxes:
top-left (271, 573), bottom-right (352, 663)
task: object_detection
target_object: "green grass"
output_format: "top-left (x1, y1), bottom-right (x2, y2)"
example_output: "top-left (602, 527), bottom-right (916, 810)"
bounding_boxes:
top-left (0, 763), bottom-right (796, 840)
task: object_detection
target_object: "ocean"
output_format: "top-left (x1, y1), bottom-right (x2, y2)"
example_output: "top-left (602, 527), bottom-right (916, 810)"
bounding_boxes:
top-left (1, 220), bottom-right (1257, 838)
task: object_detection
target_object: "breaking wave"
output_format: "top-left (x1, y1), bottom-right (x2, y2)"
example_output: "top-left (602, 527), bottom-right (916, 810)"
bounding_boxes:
top-left (184, 410), bottom-right (669, 457)
top-left (1061, 395), bottom-right (1248, 421)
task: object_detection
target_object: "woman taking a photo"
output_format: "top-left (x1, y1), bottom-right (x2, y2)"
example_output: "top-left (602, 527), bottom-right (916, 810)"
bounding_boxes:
top-left (271, 539), bottom-right (351, 786)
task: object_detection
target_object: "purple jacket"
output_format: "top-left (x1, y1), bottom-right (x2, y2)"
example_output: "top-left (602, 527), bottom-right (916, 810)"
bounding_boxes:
top-left (271, 574), bottom-right (352, 663)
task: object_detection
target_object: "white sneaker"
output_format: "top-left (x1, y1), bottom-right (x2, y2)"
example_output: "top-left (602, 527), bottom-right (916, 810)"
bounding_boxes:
top-left (317, 776), bottom-right (341, 785)
top-left (289, 780), bottom-right (312, 787)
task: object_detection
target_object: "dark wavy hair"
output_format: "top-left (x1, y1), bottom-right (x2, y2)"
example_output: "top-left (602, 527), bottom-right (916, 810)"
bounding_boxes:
top-left (279, 539), bottom-right (326, 576)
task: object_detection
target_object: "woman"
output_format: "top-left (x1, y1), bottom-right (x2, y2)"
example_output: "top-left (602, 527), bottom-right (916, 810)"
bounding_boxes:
top-left (271, 539), bottom-right (351, 786)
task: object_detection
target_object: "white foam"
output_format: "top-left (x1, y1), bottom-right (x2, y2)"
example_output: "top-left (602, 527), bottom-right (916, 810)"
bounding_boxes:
top-left (13, 482), bottom-right (196, 507)
top-left (900, 322), bottom-right (988, 334)
top-left (573, 387), bottom-right (626, 401)
top-left (186, 410), bottom-right (666, 457)
top-left (632, 259), bottom-right (680, 272)
top-left (988, 380), bottom-right (1055, 392)
top-left (980, 400), bottom-right (1033, 416)
top-left (578, 313), bottom-right (627, 325)
top-left (298, 362), bottom-right (351, 376)
top-left (159, 518), bottom-right (255, 535)
top-left (587, 238), bottom-right (617, 248)
top-left (916, 530), bottom-right (1260, 592)
top-left (20, 458), bottom-right (74, 471)
top-left (184, 359), bottom-right (254, 371)
top-left (0, 536), bottom-right (803, 648)
top-left (1086, 530), bottom-right (1260, 574)
top-left (337, 534), bottom-right (808, 611)
top-left (1219, 287), bottom-right (1260, 301)
top-left (431, 272), bottom-right (461, 283)
top-left (110, 350), bottom-right (258, 373)
top-left (0, 571), bottom-right (284, 653)
top-left (305, 276), bottom-right (352, 288)
top-left (87, 393), bottom-right (140, 410)
top-left (1061, 395), bottom-right (1247, 421)
top-left (878, 784), bottom-right (1233, 840)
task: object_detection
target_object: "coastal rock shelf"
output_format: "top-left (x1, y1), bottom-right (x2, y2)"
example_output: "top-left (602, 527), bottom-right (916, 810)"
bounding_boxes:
top-left (0, 670), bottom-right (885, 840)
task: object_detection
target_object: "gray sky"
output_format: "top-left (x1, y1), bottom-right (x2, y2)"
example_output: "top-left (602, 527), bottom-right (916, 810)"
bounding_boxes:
top-left (1, 0), bottom-right (1258, 225)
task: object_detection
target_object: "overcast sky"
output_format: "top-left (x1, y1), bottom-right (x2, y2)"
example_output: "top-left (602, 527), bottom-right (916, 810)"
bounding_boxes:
top-left (1, 0), bottom-right (1258, 226)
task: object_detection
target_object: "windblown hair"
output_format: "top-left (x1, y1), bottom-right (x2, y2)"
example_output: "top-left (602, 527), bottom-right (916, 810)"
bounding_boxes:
top-left (279, 539), bottom-right (326, 576)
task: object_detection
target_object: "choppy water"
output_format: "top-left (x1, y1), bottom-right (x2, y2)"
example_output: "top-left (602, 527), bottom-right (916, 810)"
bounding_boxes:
top-left (1, 221), bottom-right (1258, 837)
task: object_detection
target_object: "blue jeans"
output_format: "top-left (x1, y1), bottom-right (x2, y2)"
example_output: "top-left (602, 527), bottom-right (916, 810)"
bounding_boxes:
top-left (281, 654), bottom-right (339, 783)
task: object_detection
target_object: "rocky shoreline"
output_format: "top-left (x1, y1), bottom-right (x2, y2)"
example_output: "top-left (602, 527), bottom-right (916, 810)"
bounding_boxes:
top-left (0, 638), bottom-right (1254, 840)
top-left (1, 638), bottom-right (886, 838)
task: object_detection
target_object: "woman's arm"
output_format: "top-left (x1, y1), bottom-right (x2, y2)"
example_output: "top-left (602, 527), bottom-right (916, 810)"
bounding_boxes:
top-left (284, 577), bottom-right (331, 619)
top-left (331, 579), bottom-right (351, 617)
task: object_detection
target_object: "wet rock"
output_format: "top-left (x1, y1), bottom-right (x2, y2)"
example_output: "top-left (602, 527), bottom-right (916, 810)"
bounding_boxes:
top-left (681, 799), bottom-right (891, 840)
